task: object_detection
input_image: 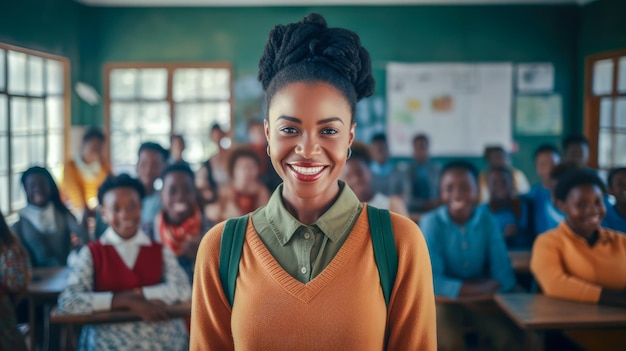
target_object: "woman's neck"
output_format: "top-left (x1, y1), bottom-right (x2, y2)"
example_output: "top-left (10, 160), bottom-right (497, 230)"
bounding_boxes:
top-left (566, 220), bottom-right (599, 244)
top-left (282, 182), bottom-right (341, 225)
top-left (448, 207), bottom-right (474, 226)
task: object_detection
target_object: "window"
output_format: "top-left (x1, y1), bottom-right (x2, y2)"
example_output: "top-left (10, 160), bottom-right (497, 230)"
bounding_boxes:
top-left (584, 49), bottom-right (626, 170)
top-left (105, 63), bottom-right (233, 174)
top-left (0, 43), bottom-right (69, 215)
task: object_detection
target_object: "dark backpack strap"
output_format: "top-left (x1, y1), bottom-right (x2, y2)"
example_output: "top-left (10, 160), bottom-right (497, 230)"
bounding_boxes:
top-left (218, 215), bottom-right (249, 307)
top-left (367, 205), bottom-right (399, 308)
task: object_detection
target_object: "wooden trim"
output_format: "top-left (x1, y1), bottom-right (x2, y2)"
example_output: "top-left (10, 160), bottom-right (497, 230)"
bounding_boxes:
top-left (0, 43), bottom-right (69, 63)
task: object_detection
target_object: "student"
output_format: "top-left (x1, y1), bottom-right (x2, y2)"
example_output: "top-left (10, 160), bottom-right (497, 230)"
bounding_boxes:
top-left (210, 146), bottom-right (270, 222)
top-left (527, 144), bottom-right (560, 235)
top-left (535, 162), bottom-right (581, 235)
top-left (603, 167), bottom-right (626, 233)
top-left (62, 128), bottom-right (110, 218)
top-left (169, 134), bottom-right (190, 167)
top-left (420, 161), bottom-right (518, 351)
top-left (562, 134), bottom-right (590, 168)
top-left (481, 166), bottom-right (534, 249)
top-left (340, 142), bottom-right (409, 217)
top-left (136, 142), bottom-right (169, 232)
top-left (406, 134), bottom-right (441, 215)
top-left (368, 133), bottom-right (406, 197)
top-left (208, 124), bottom-right (230, 186)
top-left (13, 167), bottom-right (89, 267)
top-left (191, 14), bottom-right (436, 350)
top-left (0, 209), bottom-right (31, 351)
top-left (248, 119), bottom-right (282, 192)
top-left (530, 169), bottom-right (626, 350)
top-left (57, 174), bottom-right (191, 351)
top-left (195, 160), bottom-right (220, 221)
top-left (155, 164), bottom-right (213, 280)
top-left (478, 145), bottom-right (530, 202)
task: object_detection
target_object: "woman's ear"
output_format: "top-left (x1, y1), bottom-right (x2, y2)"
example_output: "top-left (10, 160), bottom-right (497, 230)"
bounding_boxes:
top-left (348, 123), bottom-right (356, 147)
top-left (264, 119), bottom-right (271, 144)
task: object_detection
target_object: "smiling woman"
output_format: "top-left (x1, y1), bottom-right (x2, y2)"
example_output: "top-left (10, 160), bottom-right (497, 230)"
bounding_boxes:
top-left (190, 13), bottom-right (436, 350)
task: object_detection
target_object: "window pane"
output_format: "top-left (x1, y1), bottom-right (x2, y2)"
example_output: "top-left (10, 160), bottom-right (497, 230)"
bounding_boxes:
top-left (173, 69), bottom-right (199, 102)
top-left (199, 68), bottom-right (230, 100)
top-left (141, 134), bottom-right (170, 148)
top-left (28, 56), bottom-right (44, 96)
top-left (0, 175), bottom-right (8, 214)
top-left (10, 97), bottom-right (28, 133)
top-left (617, 97), bottom-right (626, 130)
top-left (598, 131), bottom-right (612, 169)
top-left (46, 96), bottom-right (64, 130)
top-left (11, 135), bottom-right (28, 171)
top-left (46, 59), bottom-right (64, 95)
top-left (619, 57), bottom-right (626, 94)
top-left (29, 98), bottom-right (45, 132)
top-left (141, 102), bottom-right (170, 134)
top-left (8, 51), bottom-right (27, 95)
top-left (0, 94), bottom-right (6, 133)
top-left (600, 98), bottom-right (613, 128)
top-left (11, 172), bottom-right (26, 210)
top-left (110, 132), bottom-right (140, 167)
top-left (47, 132), bottom-right (64, 166)
top-left (139, 69), bottom-right (167, 100)
top-left (28, 135), bottom-right (45, 166)
top-left (183, 135), bottom-right (209, 164)
top-left (110, 102), bottom-right (140, 131)
top-left (0, 49), bottom-right (5, 91)
top-left (0, 136), bottom-right (7, 172)
top-left (614, 134), bottom-right (626, 166)
top-left (110, 69), bottom-right (137, 100)
top-left (47, 165), bottom-right (62, 183)
top-left (175, 102), bottom-right (229, 134)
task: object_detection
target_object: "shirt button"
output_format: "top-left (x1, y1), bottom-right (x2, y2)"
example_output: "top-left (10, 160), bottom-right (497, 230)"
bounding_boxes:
top-left (304, 232), bottom-right (311, 240)
top-left (461, 242), bottom-right (468, 250)
top-left (300, 267), bottom-right (307, 274)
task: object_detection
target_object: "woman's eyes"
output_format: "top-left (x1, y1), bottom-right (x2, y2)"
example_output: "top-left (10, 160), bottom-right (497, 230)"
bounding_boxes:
top-left (279, 127), bottom-right (339, 135)
top-left (321, 128), bottom-right (338, 135)
top-left (280, 127), bottom-right (298, 134)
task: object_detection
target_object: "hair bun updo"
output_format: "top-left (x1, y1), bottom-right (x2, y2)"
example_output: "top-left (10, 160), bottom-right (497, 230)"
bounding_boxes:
top-left (258, 13), bottom-right (375, 115)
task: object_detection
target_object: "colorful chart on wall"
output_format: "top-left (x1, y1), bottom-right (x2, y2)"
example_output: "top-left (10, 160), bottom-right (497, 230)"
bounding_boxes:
top-left (515, 95), bottom-right (562, 135)
top-left (386, 63), bottom-right (513, 157)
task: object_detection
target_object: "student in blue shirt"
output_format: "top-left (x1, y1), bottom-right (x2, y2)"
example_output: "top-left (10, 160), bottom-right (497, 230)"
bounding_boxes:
top-left (368, 133), bottom-right (406, 196)
top-left (603, 167), bottom-right (626, 233)
top-left (420, 161), bottom-right (519, 351)
top-left (527, 144), bottom-right (560, 235)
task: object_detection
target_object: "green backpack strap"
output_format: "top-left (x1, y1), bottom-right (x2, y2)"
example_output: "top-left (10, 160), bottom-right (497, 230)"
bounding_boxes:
top-left (367, 205), bottom-right (399, 308)
top-left (219, 215), bottom-right (249, 307)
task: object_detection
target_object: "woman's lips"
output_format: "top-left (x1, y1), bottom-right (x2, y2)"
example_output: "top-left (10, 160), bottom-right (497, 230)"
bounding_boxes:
top-left (288, 163), bottom-right (327, 182)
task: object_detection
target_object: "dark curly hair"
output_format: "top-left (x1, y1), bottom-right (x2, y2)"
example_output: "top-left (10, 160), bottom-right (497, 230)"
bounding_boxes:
top-left (97, 174), bottom-right (145, 205)
top-left (554, 169), bottom-right (605, 202)
top-left (441, 160), bottom-right (479, 184)
top-left (227, 146), bottom-right (261, 178)
top-left (258, 13), bottom-right (375, 122)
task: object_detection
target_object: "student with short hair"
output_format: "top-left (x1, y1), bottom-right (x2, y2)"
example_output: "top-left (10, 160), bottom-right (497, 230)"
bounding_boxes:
top-left (530, 169), bottom-right (626, 350)
top-left (479, 146), bottom-right (530, 202)
top-left (340, 142), bottom-right (409, 217)
top-left (562, 134), bottom-right (590, 168)
top-left (420, 161), bottom-right (518, 351)
top-left (58, 174), bottom-right (191, 351)
top-left (527, 144), bottom-right (560, 235)
top-left (13, 167), bottom-right (89, 267)
top-left (368, 133), bottom-right (406, 197)
top-left (406, 134), bottom-right (441, 215)
top-left (603, 167), bottom-right (626, 233)
top-left (62, 128), bottom-right (111, 217)
top-left (155, 164), bottom-right (213, 280)
top-left (136, 142), bottom-right (169, 231)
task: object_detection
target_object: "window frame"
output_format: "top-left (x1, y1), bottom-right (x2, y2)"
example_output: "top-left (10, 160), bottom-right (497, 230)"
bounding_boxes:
top-left (583, 48), bottom-right (626, 170)
top-left (0, 42), bottom-right (71, 216)
top-left (103, 62), bottom-right (234, 172)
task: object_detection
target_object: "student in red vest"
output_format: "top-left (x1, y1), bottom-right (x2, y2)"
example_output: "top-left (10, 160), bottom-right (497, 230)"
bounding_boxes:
top-left (57, 174), bottom-right (191, 351)
top-left (191, 13), bottom-right (436, 350)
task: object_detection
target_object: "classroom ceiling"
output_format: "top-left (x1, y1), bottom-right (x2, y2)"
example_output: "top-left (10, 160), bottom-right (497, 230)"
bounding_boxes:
top-left (76, 0), bottom-right (597, 7)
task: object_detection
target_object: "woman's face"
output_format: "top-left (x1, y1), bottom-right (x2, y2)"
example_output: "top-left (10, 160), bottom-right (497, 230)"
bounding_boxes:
top-left (24, 173), bottom-right (51, 207)
top-left (558, 184), bottom-right (606, 238)
top-left (486, 170), bottom-right (513, 201)
top-left (100, 188), bottom-right (142, 240)
top-left (161, 172), bottom-right (197, 225)
top-left (82, 139), bottom-right (104, 164)
top-left (233, 156), bottom-right (260, 186)
top-left (265, 82), bottom-right (354, 202)
top-left (440, 169), bottom-right (478, 217)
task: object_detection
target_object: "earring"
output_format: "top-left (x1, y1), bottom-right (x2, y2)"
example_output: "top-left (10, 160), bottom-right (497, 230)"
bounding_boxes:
top-left (266, 145), bottom-right (271, 157)
top-left (347, 148), bottom-right (352, 159)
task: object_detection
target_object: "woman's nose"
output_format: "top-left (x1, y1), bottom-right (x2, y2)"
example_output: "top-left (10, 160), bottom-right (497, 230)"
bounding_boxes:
top-left (295, 134), bottom-right (321, 159)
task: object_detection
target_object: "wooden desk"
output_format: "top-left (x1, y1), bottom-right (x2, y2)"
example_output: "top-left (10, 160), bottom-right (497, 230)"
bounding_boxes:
top-left (50, 301), bottom-right (191, 325)
top-left (508, 250), bottom-right (531, 273)
top-left (495, 293), bottom-right (626, 351)
top-left (27, 267), bottom-right (70, 351)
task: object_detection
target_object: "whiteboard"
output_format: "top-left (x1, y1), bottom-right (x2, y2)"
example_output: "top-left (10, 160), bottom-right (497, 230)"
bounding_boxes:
top-left (386, 63), bottom-right (513, 157)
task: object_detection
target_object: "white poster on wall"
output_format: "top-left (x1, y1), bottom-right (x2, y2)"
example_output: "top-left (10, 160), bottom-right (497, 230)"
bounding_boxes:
top-left (386, 62), bottom-right (514, 157)
top-left (516, 63), bottom-right (554, 93)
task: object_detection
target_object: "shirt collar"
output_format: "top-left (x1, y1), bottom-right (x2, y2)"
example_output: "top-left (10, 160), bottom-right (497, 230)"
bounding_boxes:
top-left (438, 205), bottom-right (482, 228)
top-left (559, 221), bottom-right (615, 246)
top-left (264, 181), bottom-right (361, 246)
top-left (100, 226), bottom-right (152, 247)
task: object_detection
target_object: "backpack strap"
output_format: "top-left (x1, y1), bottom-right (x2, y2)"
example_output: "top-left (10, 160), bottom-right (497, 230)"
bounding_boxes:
top-left (367, 205), bottom-right (399, 308)
top-left (219, 215), bottom-right (249, 307)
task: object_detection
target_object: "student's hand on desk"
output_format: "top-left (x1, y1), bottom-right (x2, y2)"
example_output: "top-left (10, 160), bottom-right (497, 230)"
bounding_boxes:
top-left (111, 291), bottom-right (169, 322)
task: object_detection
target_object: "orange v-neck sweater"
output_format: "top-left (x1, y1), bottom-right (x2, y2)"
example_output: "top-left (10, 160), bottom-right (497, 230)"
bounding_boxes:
top-left (190, 208), bottom-right (436, 350)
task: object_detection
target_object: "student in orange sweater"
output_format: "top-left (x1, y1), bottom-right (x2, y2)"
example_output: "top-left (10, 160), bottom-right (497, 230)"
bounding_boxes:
top-left (531, 169), bottom-right (626, 350)
top-left (191, 13), bottom-right (436, 350)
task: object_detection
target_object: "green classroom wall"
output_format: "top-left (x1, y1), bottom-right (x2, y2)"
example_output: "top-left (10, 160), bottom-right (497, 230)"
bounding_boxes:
top-left (3, 1), bottom-right (604, 184)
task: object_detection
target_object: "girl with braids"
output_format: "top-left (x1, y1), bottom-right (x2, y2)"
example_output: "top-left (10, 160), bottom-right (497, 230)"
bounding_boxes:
top-left (191, 14), bottom-right (436, 350)
top-left (12, 166), bottom-right (89, 267)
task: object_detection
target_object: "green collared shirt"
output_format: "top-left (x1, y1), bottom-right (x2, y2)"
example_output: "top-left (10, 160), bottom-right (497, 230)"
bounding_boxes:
top-left (251, 181), bottom-right (363, 283)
